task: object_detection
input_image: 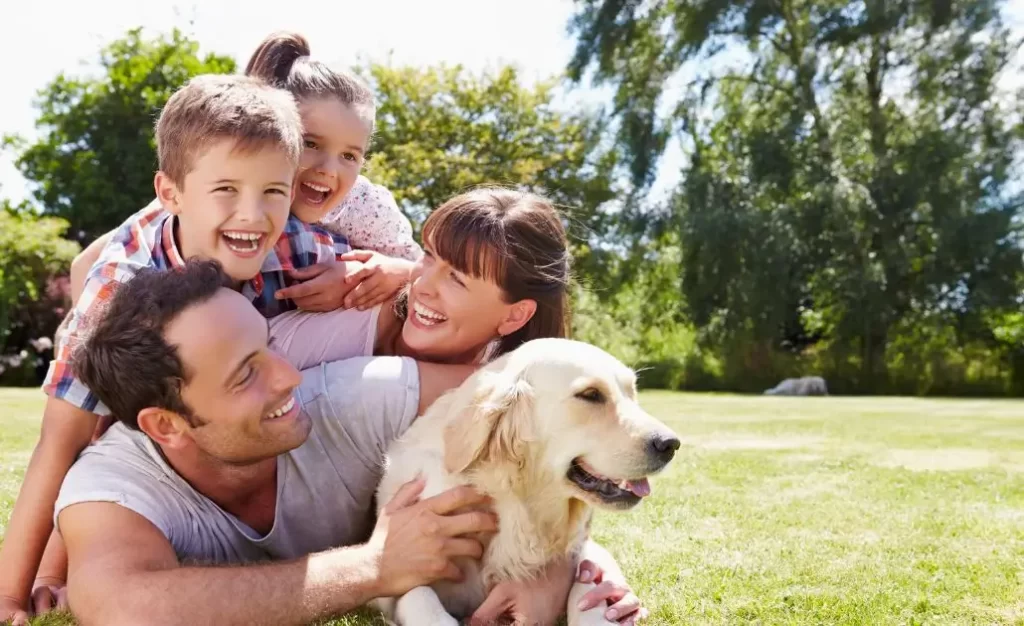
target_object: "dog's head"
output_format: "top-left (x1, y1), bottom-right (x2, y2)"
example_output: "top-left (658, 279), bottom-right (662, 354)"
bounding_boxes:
top-left (443, 338), bottom-right (679, 511)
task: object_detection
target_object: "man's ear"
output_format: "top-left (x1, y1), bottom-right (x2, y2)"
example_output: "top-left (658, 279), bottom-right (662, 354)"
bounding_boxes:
top-left (137, 407), bottom-right (193, 449)
top-left (154, 171), bottom-right (182, 215)
top-left (496, 299), bottom-right (537, 338)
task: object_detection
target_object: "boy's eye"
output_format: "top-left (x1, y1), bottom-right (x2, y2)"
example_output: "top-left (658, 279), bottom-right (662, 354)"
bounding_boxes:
top-left (266, 188), bottom-right (288, 196)
top-left (214, 186), bottom-right (236, 193)
top-left (343, 152), bottom-right (357, 162)
top-left (450, 271), bottom-right (466, 287)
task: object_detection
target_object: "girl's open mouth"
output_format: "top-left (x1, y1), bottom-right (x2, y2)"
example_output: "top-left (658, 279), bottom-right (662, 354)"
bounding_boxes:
top-left (299, 181), bottom-right (333, 206)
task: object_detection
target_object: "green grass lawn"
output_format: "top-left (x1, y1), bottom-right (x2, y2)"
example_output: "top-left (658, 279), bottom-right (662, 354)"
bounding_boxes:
top-left (2, 387), bottom-right (1023, 625)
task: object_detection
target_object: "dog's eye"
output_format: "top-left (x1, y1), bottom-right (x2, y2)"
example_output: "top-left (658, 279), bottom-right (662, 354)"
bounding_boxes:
top-left (575, 387), bottom-right (605, 404)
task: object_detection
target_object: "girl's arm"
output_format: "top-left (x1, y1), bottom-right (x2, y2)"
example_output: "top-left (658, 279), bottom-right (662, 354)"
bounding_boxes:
top-left (319, 176), bottom-right (422, 262)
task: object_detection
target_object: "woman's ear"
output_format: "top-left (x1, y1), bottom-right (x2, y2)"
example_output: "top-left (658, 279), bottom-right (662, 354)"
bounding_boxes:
top-left (496, 299), bottom-right (537, 338)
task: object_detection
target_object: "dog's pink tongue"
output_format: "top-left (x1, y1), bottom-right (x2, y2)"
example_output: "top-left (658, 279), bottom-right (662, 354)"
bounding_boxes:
top-left (626, 478), bottom-right (651, 497)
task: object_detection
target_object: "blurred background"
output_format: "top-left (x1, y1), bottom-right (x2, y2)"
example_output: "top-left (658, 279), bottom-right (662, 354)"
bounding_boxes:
top-left (2, 0), bottom-right (1023, 396)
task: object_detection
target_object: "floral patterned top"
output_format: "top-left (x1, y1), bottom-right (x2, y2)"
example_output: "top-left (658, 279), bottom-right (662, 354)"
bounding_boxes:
top-left (318, 175), bottom-right (422, 261)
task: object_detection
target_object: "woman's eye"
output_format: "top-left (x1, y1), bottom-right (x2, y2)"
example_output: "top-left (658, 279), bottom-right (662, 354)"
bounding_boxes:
top-left (304, 139), bottom-right (318, 149)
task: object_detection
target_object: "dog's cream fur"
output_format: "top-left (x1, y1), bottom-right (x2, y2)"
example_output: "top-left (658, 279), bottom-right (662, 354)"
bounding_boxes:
top-left (371, 338), bottom-right (679, 626)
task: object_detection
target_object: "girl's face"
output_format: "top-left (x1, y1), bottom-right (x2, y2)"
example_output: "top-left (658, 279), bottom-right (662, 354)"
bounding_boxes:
top-left (292, 98), bottom-right (372, 223)
top-left (402, 244), bottom-right (535, 364)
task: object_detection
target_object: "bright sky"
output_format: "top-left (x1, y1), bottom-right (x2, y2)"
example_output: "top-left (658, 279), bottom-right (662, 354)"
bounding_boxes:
top-left (2, 0), bottom-right (1022, 208)
top-left (0, 0), bottom-right (594, 205)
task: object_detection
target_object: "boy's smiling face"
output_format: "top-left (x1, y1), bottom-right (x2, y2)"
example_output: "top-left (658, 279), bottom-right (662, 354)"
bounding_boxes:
top-left (156, 139), bottom-right (296, 283)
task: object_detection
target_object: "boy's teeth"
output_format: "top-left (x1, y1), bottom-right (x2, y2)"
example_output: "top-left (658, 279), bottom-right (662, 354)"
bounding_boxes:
top-left (266, 397), bottom-right (296, 420)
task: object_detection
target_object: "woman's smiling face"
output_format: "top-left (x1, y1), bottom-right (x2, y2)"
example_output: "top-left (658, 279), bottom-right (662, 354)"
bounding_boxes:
top-left (402, 244), bottom-right (519, 363)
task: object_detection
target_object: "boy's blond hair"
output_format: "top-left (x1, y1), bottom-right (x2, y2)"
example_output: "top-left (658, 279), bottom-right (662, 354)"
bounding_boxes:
top-left (155, 74), bottom-right (303, 185)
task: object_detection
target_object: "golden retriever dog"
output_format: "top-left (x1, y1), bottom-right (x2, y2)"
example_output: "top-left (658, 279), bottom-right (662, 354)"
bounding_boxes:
top-left (372, 338), bottom-right (680, 625)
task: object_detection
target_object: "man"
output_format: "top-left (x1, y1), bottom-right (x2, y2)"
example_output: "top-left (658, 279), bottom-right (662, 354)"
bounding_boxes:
top-left (54, 259), bottom-right (501, 625)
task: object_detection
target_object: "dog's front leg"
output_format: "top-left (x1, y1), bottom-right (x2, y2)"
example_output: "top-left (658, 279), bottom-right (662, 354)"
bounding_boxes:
top-left (394, 586), bottom-right (459, 626)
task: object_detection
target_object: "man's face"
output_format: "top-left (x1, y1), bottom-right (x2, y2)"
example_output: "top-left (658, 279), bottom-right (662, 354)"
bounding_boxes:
top-left (164, 288), bottom-right (309, 464)
top-left (165, 140), bottom-right (296, 284)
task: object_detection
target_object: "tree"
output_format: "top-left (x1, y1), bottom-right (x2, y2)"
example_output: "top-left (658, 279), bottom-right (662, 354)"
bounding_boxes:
top-left (568, 0), bottom-right (1024, 392)
top-left (4, 28), bottom-right (235, 242)
top-left (0, 202), bottom-right (80, 383)
top-left (361, 63), bottom-right (620, 278)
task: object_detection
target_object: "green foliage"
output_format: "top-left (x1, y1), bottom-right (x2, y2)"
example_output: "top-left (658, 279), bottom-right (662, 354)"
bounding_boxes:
top-left (361, 63), bottom-right (620, 268)
top-left (0, 203), bottom-right (80, 383)
top-left (569, 0), bottom-right (1024, 395)
top-left (4, 28), bottom-right (235, 241)
top-left (572, 237), bottom-right (723, 390)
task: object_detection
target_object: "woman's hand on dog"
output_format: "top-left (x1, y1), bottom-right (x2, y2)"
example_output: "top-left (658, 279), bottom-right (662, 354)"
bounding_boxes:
top-left (576, 560), bottom-right (647, 624)
top-left (367, 478), bottom-right (498, 598)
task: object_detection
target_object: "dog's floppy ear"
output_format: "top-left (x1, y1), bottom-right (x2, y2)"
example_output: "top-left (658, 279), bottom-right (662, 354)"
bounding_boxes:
top-left (444, 371), bottom-right (534, 474)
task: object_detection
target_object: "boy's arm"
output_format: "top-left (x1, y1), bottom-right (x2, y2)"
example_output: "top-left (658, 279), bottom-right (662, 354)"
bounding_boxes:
top-left (1, 260), bottom-right (123, 621)
top-left (0, 399), bottom-right (98, 621)
top-left (69, 231), bottom-right (114, 306)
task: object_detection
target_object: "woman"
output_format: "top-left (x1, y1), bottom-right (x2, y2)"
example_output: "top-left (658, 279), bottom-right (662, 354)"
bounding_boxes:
top-left (270, 186), bottom-right (570, 368)
top-left (272, 186), bottom-right (645, 626)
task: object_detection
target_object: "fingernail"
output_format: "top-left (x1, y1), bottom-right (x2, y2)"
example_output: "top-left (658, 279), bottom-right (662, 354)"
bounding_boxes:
top-left (580, 571), bottom-right (593, 583)
top-left (577, 599), bottom-right (589, 610)
top-left (606, 609), bottom-right (618, 620)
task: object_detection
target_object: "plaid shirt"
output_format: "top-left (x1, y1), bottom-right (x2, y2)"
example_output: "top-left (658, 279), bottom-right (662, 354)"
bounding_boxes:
top-left (43, 201), bottom-right (351, 415)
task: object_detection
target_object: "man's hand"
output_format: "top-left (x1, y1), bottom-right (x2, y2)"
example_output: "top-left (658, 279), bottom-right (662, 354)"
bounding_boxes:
top-left (469, 555), bottom-right (575, 626)
top-left (275, 260), bottom-right (366, 312)
top-left (575, 560), bottom-right (646, 624)
top-left (368, 479), bottom-right (498, 599)
top-left (0, 595), bottom-right (29, 626)
top-left (30, 577), bottom-right (68, 617)
top-left (338, 250), bottom-right (414, 311)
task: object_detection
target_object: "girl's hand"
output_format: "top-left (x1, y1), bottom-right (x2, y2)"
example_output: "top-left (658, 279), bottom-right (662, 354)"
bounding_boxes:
top-left (338, 250), bottom-right (414, 311)
top-left (275, 260), bottom-right (365, 312)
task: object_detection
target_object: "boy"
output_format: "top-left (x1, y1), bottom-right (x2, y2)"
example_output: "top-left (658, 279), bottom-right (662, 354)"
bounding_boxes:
top-left (0, 73), bottom-right (357, 624)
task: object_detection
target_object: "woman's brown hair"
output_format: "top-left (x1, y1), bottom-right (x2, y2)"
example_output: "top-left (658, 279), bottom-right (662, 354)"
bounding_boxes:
top-left (244, 32), bottom-right (376, 133)
top-left (416, 187), bottom-right (571, 358)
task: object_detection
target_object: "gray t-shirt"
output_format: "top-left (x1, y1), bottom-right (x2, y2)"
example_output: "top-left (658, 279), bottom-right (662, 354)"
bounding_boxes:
top-left (54, 355), bottom-right (419, 564)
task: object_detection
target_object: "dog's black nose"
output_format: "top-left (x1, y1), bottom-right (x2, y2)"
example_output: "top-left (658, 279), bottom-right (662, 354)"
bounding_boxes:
top-left (647, 434), bottom-right (681, 463)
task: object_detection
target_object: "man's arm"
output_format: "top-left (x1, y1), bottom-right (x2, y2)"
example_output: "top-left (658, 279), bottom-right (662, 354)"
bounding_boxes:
top-left (60, 483), bottom-right (497, 626)
top-left (0, 399), bottom-right (98, 622)
top-left (61, 503), bottom-right (377, 626)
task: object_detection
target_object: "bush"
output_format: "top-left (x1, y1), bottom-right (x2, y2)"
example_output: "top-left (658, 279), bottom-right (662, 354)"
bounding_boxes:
top-left (0, 207), bottom-right (79, 386)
